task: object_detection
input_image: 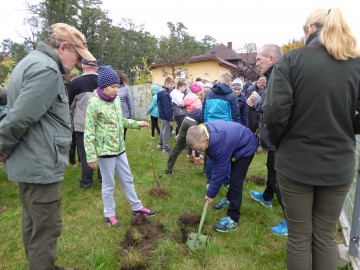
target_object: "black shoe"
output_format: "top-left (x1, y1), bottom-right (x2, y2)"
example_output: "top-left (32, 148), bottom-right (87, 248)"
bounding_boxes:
top-left (164, 170), bottom-right (175, 175)
top-left (79, 184), bottom-right (92, 189)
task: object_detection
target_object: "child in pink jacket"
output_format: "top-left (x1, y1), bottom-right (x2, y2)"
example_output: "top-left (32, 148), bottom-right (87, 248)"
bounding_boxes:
top-left (184, 82), bottom-right (203, 113)
top-left (183, 82), bottom-right (204, 164)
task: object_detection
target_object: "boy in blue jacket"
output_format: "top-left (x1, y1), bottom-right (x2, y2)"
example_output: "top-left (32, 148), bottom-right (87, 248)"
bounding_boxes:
top-left (157, 77), bottom-right (175, 153)
top-left (186, 120), bottom-right (258, 232)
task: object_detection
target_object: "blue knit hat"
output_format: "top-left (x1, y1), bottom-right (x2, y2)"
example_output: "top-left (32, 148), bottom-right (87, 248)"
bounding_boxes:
top-left (98, 65), bottom-right (120, 89)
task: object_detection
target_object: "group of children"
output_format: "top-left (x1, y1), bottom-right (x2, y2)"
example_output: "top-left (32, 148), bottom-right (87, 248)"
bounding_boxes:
top-left (145, 73), bottom-right (271, 233)
top-left (86, 65), bottom-right (279, 235)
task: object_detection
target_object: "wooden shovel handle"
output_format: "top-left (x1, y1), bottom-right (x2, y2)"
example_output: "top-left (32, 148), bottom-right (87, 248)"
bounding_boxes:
top-left (197, 200), bottom-right (210, 236)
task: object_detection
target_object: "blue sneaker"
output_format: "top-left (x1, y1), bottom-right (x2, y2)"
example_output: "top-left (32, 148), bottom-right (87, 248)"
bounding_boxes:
top-left (157, 144), bottom-right (163, 150)
top-left (162, 147), bottom-right (171, 154)
top-left (271, 220), bottom-right (288, 236)
top-left (214, 198), bottom-right (230, 210)
top-left (250, 190), bottom-right (272, 208)
top-left (213, 216), bottom-right (237, 232)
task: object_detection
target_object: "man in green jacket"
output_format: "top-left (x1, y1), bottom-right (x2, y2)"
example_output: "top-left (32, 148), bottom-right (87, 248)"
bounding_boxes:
top-left (0, 23), bottom-right (95, 270)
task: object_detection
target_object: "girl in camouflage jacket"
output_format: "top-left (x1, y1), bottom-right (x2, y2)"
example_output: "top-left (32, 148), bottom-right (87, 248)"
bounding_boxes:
top-left (84, 66), bottom-right (156, 227)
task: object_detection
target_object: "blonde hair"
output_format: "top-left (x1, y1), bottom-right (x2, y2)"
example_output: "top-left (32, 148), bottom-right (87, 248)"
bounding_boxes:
top-left (186, 126), bottom-right (206, 149)
top-left (217, 72), bottom-right (232, 86)
top-left (306, 8), bottom-right (359, 60)
top-left (257, 76), bottom-right (267, 85)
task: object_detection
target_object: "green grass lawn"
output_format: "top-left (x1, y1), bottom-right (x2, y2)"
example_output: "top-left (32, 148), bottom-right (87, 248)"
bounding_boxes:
top-left (0, 128), bottom-right (288, 269)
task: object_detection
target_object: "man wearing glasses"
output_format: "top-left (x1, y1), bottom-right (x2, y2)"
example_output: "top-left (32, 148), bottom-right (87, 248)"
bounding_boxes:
top-left (0, 23), bottom-right (95, 270)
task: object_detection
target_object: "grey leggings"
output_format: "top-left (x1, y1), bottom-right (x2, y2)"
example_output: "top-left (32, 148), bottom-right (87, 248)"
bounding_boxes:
top-left (98, 153), bottom-right (143, 218)
top-left (278, 174), bottom-right (351, 270)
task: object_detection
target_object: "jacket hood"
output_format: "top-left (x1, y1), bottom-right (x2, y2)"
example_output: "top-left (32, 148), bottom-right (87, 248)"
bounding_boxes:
top-left (211, 83), bottom-right (232, 95)
top-left (151, 85), bottom-right (160, 96)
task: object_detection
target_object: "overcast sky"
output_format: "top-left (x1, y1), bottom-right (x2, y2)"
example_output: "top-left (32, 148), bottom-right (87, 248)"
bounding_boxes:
top-left (1, 0), bottom-right (359, 51)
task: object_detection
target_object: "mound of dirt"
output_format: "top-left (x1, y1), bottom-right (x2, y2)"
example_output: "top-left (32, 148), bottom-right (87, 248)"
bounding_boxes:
top-left (245, 175), bottom-right (266, 186)
top-left (178, 213), bottom-right (201, 244)
top-left (120, 214), bottom-right (165, 269)
top-left (148, 184), bottom-right (170, 198)
top-left (178, 213), bottom-right (201, 227)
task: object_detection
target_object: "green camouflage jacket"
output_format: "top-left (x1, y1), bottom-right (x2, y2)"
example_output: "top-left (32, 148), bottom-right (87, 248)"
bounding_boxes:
top-left (84, 94), bottom-right (140, 163)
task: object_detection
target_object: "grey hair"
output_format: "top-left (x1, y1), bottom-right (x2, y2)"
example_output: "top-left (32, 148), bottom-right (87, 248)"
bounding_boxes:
top-left (260, 44), bottom-right (283, 59)
top-left (45, 38), bottom-right (76, 52)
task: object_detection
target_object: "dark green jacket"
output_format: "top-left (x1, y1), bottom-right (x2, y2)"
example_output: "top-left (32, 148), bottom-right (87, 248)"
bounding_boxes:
top-left (263, 41), bottom-right (360, 186)
top-left (0, 42), bottom-right (72, 183)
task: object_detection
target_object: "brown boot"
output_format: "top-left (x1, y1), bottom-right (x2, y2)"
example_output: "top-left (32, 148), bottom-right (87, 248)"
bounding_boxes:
top-left (194, 158), bottom-right (204, 165)
top-left (187, 155), bottom-right (195, 163)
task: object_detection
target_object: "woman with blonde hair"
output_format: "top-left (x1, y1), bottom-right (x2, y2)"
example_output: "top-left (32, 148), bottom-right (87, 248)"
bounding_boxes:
top-left (262, 8), bottom-right (360, 270)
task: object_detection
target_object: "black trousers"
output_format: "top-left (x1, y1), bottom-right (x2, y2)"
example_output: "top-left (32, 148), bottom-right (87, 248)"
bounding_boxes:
top-left (150, 116), bottom-right (160, 137)
top-left (226, 154), bottom-right (254, 223)
top-left (248, 108), bottom-right (260, 134)
top-left (76, 132), bottom-right (102, 187)
top-left (174, 115), bottom-right (185, 135)
top-left (262, 150), bottom-right (284, 213)
top-left (69, 130), bottom-right (79, 164)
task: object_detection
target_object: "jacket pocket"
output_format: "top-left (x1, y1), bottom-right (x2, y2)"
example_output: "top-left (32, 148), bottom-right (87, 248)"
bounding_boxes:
top-left (54, 136), bottom-right (72, 172)
top-left (32, 198), bottom-right (62, 229)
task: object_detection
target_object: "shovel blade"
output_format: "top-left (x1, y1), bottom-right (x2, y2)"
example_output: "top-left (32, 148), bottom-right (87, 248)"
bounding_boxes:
top-left (186, 232), bottom-right (209, 251)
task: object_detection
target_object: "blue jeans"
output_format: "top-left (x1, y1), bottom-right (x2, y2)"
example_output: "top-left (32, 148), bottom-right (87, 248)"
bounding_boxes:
top-left (159, 119), bottom-right (171, 149)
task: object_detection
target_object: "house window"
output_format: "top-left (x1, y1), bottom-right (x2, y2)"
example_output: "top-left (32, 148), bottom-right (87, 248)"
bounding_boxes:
top-left (176, 70), bottom-right (186, 79)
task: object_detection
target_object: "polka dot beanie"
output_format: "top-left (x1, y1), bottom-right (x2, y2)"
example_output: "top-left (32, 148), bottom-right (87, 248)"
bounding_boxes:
top-left (98, 65), bottom-right (120, 89)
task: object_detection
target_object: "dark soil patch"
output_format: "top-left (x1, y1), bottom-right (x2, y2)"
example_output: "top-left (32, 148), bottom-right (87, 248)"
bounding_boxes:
top-left (178, 213), bottom-right (201, 227)
top-left (178, 213), bottom-right (201, 243)
top-left (245, 175), bottom-right (266, 186)
top-left (0, 205), bottom-right (7, 213)
top-left (148, 184), bottom-right (170, 198)
top-left (120, 214), bottom-right (165, 269)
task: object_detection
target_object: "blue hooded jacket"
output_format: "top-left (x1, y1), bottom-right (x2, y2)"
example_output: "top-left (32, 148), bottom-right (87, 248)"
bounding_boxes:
top-left (203, 83), bottom-right (240, 123)
top-left (148, 85), bottom-right (160, 118)
top-left (157, 86), bottom-right (173, 121)
top-left (204, 120), bottom-right (258, 198)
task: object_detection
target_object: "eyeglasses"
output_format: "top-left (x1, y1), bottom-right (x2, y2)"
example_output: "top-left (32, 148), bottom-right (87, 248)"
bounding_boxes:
top-left (66, 44), bottom-right (82, 61)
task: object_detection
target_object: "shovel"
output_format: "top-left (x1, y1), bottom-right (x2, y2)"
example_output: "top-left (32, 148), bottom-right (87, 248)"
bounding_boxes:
top-left (186, 200), bottom-right (210, 251)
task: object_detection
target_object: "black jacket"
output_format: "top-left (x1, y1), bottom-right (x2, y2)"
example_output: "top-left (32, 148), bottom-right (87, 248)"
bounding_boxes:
top-left (263, 37), bottom-right (360, 186)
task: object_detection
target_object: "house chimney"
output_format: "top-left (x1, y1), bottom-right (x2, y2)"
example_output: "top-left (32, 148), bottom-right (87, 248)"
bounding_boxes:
top-left (227, 42), bottom-right (232, 50)
top-left (211, 51), bottom-right (216, 57)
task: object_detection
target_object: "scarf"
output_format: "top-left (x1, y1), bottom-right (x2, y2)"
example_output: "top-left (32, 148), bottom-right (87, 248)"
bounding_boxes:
top-left (96, 87), bottom-right (116, 102)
